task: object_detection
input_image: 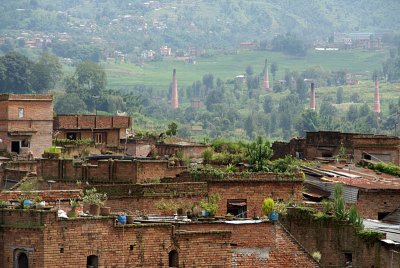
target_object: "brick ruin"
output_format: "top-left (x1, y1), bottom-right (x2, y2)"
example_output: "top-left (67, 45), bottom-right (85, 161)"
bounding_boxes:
top-left (272, 131), bottom-right (400, 165)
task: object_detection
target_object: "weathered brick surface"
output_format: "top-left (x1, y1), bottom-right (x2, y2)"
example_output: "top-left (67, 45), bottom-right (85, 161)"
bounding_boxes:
top-left (0, 209), bottom-right (319, 267)
top-left (37, 159), bottom-right (185, 184)
top-left (208, 180), bottom-right (303, 216)
top-left (155, 143), bottom-right (209, 158)
top-left (283, 207), bottom-right (388, 268)
top-left (0, 94), bottom-right (53, 158)
top-left (356, 190), bottom-right (400, 219)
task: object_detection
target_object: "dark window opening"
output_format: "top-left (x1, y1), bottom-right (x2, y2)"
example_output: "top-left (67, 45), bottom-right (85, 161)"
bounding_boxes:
top-left (227, 199), bottom-right (247, 218)
top-left (378, 212), bottom-right (390, 220)
top-left (11, 141), bottom-right (20, 154)
top-left (21, 139), bottom-right (30, 148)
top-left (130, 245), bottom-right (134, 251)
top-left (66, 132), bottom-right (78, 140)
top-left (322, 152), bottom-right (333, 158)
top-left (169, 250), bottom-right (179, 268)
top-left (15, 251), bottom-right (29, 268)
top-left (362, 153), bottom-right (372, 160)
top-left (87, 255), bottom-right (98, 268)
top-left (344, 252), bottom-right (352, 267)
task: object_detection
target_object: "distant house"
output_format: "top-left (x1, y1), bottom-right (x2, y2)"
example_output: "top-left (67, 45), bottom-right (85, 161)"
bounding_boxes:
top-left (159, 46), bottom-right (172, 56)
top-left (0, 94), bottom-right (53, 158)
top-left (54, 115), bottom-right (132, 149)
top-left (239, 42), bottom-right (257, 50)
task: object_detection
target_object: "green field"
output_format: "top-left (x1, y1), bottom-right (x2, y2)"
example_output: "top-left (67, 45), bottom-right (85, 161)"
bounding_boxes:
top-left (104, 49), bottom-right (387, 90)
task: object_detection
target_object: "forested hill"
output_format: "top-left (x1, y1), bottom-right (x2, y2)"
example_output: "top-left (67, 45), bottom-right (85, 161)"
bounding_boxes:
top-left (1, 0), bottom-right (399, 52)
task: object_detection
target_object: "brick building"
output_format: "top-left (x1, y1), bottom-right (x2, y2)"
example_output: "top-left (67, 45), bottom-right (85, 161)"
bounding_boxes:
top-left (0, 94), bottom-right (53, 158)
top-left (0, 208), bottom-right (319, 267)
top-left (155, 141), bottom-right (209, 158)
top-left (54, 115), bottom-right (132, 149)
top-left (272, 131), bottom-right (400, 165)
top-left (302, 163), bottom-right (400, 220)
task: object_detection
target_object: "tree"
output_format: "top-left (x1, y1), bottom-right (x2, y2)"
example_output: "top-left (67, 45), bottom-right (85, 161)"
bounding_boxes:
top-left (166, 122), bottom-right (178, 136)
top-left (270, 62), bottom-right (278, 80)
top-left (246, 136), bottom-right (273, 171)
top-left (244, 115), bottom-right (255, 139)
top-left (38, 52), bottom-right (62, 88)
top-left (319, 101), bottom-right (337, 119)
top-left (0, 51), bottom-right (33, 93)
top-left (202, 73), bottom-right (214, 90)
top-left (66, 61), bottom-right (107, 111)
top-left (346, 105), bottom-right (359, 123)
top-left (296, 110), bottom-right (319, 136)
top-left (336, 87), bottom-right (344, 104)
top-left (263, 96), bottom-right (273, 113)
top-left (55, 93), bottom-right (87, 114)
top-left (246, 65), bottom-right (254, 76)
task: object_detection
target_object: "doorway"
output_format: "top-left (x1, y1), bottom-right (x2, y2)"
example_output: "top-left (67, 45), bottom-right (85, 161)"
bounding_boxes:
top-left (11, 141), bottom-right (20, 154)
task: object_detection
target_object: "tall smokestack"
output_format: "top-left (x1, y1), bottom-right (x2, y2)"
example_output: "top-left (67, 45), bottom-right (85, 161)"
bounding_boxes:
top-left (310, 82), bottom-right (316, 110)
top-left (374, 79), bottom-right (380, 113)
top-left (171, 68), bottom-right (179, 110)
top-left (263, 59), bottom-right (270, 91)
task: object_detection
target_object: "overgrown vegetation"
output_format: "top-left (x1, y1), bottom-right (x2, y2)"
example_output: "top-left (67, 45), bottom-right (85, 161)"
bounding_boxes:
top-left (367, 162), bottom-right (400, 177)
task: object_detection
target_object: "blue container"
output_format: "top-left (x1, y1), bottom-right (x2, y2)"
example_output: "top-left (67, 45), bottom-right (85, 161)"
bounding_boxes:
top-left (23, 200), bottom-right (33, 208)
top-left (268, 211), bottom-right (279, 221)
top-left (117, 215), bottom-right (127, 224)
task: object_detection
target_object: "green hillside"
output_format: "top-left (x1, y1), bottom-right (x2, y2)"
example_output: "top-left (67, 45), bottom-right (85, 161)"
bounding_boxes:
top-left (105, 49), bottom-right (386, 90)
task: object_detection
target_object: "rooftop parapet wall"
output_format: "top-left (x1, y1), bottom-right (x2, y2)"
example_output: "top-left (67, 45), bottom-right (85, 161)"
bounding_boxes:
top-left (54, 115), bottom-right (131, 130)
top-left (37, 158), bottom-right (186, 184)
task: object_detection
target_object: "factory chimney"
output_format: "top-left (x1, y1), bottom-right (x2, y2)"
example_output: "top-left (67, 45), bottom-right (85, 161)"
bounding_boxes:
top-left (171, 69), bottom-right (179, 110)
top-left (374, 79), bottom-right (380, 113)
top-left (263, 59), bottom-right (270, 91)
top-left (310, 82), bottom-right (316, 111)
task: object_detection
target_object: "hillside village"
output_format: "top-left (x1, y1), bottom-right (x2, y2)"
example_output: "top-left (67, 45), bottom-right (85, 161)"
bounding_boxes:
top-left (0, 93), bottom-right (400, 267)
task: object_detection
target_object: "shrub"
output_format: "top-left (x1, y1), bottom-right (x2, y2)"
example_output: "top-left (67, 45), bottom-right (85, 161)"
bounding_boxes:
top-left (200, 193), bottom-right (220, 216)
top-left (262, 198), bottom-right (275, 215)
top-left (82, 188), bottom-right (107, 206)
top-left (312, 251), bottom-right (321, 262)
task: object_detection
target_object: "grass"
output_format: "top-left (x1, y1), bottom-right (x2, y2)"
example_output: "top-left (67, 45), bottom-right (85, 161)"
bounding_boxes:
top-left (104, 49), bottom-right (387, 90)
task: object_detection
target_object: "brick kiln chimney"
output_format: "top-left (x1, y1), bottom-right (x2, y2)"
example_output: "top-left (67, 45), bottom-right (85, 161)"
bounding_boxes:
top-left (171, 68), bottom-right (179, 110)
top-left (374, 79), bottom-right (380, 113)
top-left (263, 59), bottom-right (270, 91)
top-left (310, 82), bottom-right (316, 110)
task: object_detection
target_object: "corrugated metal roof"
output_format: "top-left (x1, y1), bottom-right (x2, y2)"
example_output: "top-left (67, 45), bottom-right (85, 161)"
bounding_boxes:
top-left (303, 164), bottom-right (400, 190)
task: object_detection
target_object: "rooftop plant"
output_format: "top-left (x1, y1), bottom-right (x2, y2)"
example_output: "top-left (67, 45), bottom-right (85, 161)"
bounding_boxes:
top-left (200, 193), bottom-right (220, 217)
top-left (82, 188), bottom-right (107, 206)
top-left (262, 198), bottom-right (275, 216)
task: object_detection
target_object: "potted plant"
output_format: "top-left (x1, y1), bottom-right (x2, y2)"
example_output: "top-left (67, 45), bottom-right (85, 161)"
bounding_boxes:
top-left (82, 188), bottom-right (107, 216)
top-left (262, 198), bottom-right (278, 221)
top-left (34, 196), bottom-right (46, 209)
top-left (225, 213), bottom-right (234, 220)
top-left (67, 199), bottom-right (79, 218)
top-left (100, 195), bottom-right (111, 216)
top-left (200, 193), bottom-right (220, 218)
top-left (155, 199), bottom-right (176, 215)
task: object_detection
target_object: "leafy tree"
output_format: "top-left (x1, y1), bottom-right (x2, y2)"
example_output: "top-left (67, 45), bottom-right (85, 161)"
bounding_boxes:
top-left (0, 51), bottom-right (33, 93)
top-left (270, 62), bottom-right (278, 80)
top-left (55, 93), bottom-right (87, 114)
top-left (346, 105), bottom-right (359, 123)
top-left (336, 87), bottom-right (344, 104)
top-left (263, 96), bottom-right (273, 113)
top-left (244, 115), bottom-right (255, 139)
top-left (166, 122), bottom-right (178, 136)
top-left (319, 101), bottom-right (337, 118)
top-left (296, 110), bottom-right (319, 136)
top-left (66, 61), bottom-right (107, 111)
top-left (245, 65), bottom-right (254, 76)
top-left (202, 73), bottom-right (214, 90)
top-left (246, 136), bottom-right (273, 171)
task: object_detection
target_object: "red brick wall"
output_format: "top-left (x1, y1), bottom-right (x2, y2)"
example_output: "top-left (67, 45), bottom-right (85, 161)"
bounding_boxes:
top-left (0, 95), bottom-right (53, 158)
top-left (55, 115), bottom-right (131, 130)
top-left (37, 159), bottom-right (185, 184)
top-left (283, 207), bottom-right (383, 268)
top-left (208, 180), bottom-right (303, 216)
top-left (356, 190), bottom-right (400, 219)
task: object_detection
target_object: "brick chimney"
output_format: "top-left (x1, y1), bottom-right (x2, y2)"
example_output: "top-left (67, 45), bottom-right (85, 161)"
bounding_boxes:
top-left (310, 82), bottom-right (316, 110)
top-left (263, 59), bottom-right (270, 91)
top-left (374, 79), bottom-right (380, 113)
top-left (171, 68), bottom-right (179, 110)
